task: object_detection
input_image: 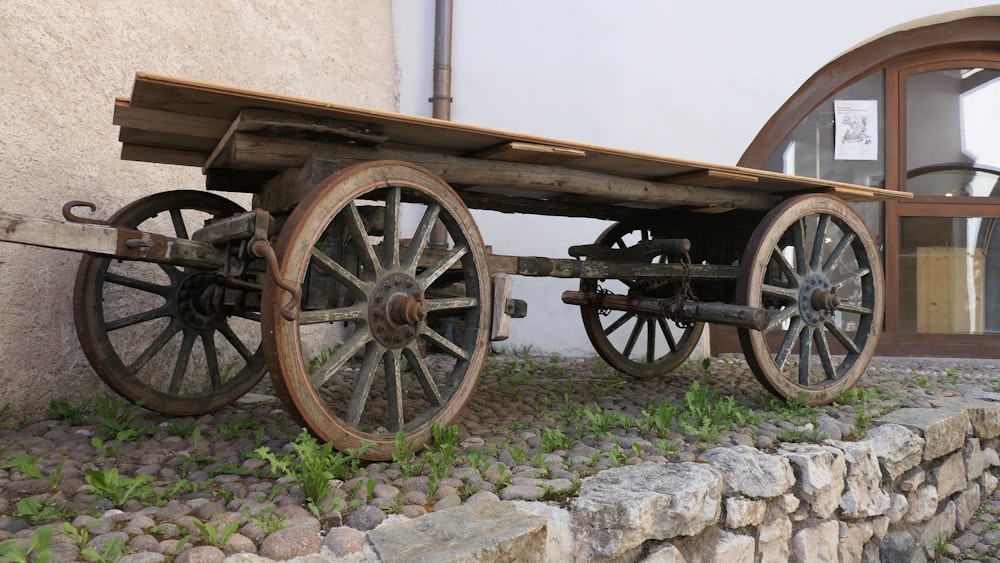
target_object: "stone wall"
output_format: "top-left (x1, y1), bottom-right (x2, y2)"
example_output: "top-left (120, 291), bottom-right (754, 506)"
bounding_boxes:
top-left (366, 395), bottom-right (1000, 562)
top-left (0, 1), bottom-right (397, 424)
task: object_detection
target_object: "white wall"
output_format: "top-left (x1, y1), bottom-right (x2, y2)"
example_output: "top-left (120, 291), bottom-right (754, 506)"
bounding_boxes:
top-left (0, 0), bottom-right (397, 423)
top-left (393, 0), bottom-right (1000, 356)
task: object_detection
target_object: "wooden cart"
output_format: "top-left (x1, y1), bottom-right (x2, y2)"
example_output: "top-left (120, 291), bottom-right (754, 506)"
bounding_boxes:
top-left (1, 73), bottom-right (910, 460)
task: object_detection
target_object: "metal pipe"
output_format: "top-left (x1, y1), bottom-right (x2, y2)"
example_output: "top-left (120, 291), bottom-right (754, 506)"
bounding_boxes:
top-left (429, 0), bottom-right (453, 248)
top-left (430, 0), bottom-right (454, 120)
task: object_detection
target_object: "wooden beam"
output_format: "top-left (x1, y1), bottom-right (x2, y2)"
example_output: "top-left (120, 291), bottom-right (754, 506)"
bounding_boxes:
top-left (217, 133), bottom-right (783, 211)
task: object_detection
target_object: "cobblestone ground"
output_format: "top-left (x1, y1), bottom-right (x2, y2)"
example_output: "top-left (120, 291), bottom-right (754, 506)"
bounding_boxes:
top-left (0, 353), bottom-right (999, 560)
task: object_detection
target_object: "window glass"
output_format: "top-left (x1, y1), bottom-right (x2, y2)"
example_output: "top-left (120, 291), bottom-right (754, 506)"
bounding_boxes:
top-left (898, 215), bottom-right (1000, 334)
top-left (905, 68), bottom-right (1000, 195)
top-left (763, 71), bottom-right (885, 188)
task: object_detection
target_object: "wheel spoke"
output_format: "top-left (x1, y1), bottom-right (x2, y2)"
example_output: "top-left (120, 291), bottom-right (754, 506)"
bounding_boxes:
top-left (310, 247), bottom-right (371, 300)
top-left (384, 351), bottom-right (404, 432)
top-left (402, 203), bottom-right (442, 274)
top-left (657, 318), bottom-right (678, 352)
top-left (762, 283), bottom-right (798, 301)
top-left (169, 208), bottom-right (189, 240)
top-left (201, 333), bottom-right (222, 389)
top-left (298, 304), bottom-right (368, 324)
top-left (823, 232), bottom-right (856, 275)
top-left (774, 317), bottom-right (803, 369)
top-left (105, 305), bottom-right (171, 331)
top-left (418, 245), bottom-right (468, 289)
top-left (127, 320), bottom-right (182, 374)
top-left (837, 302), bottom-right (873, 316)
top-left (603, 311), bottom-right (634, 337)
top-left (344, 201), bottom-right (382, 277)
top-left (345, 342), bottom-right (382, 426)
top-left (645, 319), bottom-right (656, 363)
top-left (813, 328), bottom-right (837, 380)
top-left (771, 247), bottom-right (799, 285)
top-left (104, 272), bottom-right (171, 296)
top-left (425, 297), bottom-right (478, 312)
top-left (791, 219), bottom-right (808, 275)
top-left (420, 325), bottom-right (468, 360)
top-left (622, 318), bottom-right (643, 359)
top-left (830, 267), bottom-right (870, 290)
top-left (825, 318), bottom-right (861, 354)
top-left (798, 326), bottom-right (812, 386)
top-left (217, 322), bottom-right (255, 362)
top-left (404, 345), bottom-right (443, 408)
top-left (810, 214), bottom-right (830, 271)
top-left (167, 330), bottom-right (197, 394)
top-left (310, 329), bottom-right (372, 387)
top-left (383, 186), bottom-right (401, 268)
top-left (765, 306), bottom-right (798, 332)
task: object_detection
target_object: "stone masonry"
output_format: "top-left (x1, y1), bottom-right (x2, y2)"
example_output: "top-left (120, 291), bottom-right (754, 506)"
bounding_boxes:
top-left (362, 395), bottom-right (1000, 562)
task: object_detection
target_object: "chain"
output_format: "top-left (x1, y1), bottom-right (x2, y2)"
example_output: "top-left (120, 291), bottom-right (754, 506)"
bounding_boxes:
top-left (590, 284), bottom-right (613, 317)
top-left (667, 250), bottom-right (698, 328)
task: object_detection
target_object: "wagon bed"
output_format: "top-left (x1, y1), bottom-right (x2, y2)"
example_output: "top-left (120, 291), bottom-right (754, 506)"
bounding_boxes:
top-left (115, 72), bottom-right (906, 217)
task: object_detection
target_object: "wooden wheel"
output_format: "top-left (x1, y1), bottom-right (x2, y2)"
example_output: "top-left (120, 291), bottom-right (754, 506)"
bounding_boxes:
top-left (261, 161), bottom-right (490, 460)
top-left (580, 222), bottom-right (704, 378)
top-left (737, 194), bottom-right (883, 405)
top-left (74, 191), bottom-right (266, 415)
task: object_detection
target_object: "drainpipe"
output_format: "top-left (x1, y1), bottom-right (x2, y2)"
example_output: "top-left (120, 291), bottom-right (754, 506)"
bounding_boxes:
top-left (429, 0), bottom-right (453, 249)
top-left (430, 0), bottom-right (453, 120)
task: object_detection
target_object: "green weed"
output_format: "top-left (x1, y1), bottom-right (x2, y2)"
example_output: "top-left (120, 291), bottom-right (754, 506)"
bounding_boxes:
top-left (0, 524), bottom-right (53, 563)
top-left (46, 397), bottom-right (90, 426)
top-left (83, 467), bottom-right (154, 508)
top-left (254, 428), bottom-right (369, 517)
top-left (191, 518), bottom-right (239, 547)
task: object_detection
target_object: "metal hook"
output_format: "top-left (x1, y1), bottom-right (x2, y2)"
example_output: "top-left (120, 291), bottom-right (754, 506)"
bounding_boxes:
top-left (62, 201), bottom-right (109, 225)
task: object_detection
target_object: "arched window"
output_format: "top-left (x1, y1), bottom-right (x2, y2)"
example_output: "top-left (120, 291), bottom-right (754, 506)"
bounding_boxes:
top-left (732, 16), bottom-right (1000, 357)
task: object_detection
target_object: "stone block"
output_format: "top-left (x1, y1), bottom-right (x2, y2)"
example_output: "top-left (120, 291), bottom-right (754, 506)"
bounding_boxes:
top-left (366, 501), bottom-right (546, 563)
top-left (830, 440), bottom-right (890, 519)
top-left (966, 439), bottom-right (986, 481)
top-left (933, 451), bottom-right (966, 499)
top-left (701, 445), bottom-right (794, 498)
top-left (956, 483), bottom-right (981, 531)
top-left (675, 529), bottom-right (754, 563)
top-left (724, 496), bottom-right (766, 528)
top-left (512, 501), bottom-right (572, 563)
top-left (984, 471), bottom-right (999, 496)
top-left (904, 484), bottom-right (938, 524)
top-left (886, 493), bottom-right (907, 524)
top-left (919, 500), bottom-right (957, 555)
top-left (930, 397), bottom-right (1000, 439)
top-left (779, 443), bottom-right (845, 519)
top-left (571, 462), bottom-right (721, 560)
top-left (881, 531), bottom-right (926, 563)
top-left (877, 407), bottom-right (968, 460)
top-left (644, 544), bottom-right (688, 563)
top-left (863, 423), bottom-right (925, 481)
top-left (791, 520), bottom-right (839, 563)
top-left (838, 520), bottom-right (873, 563)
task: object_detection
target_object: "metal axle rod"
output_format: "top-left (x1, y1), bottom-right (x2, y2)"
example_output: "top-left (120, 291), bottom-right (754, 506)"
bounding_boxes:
top-left (561, 290), bottom-right (769, 331)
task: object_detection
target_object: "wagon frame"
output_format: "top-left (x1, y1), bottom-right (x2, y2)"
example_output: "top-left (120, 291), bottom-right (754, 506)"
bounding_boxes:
top-left (0, 74), bottom-right (910, 459)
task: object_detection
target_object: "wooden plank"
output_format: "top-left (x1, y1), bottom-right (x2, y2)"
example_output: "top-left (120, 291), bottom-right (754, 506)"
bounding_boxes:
top-left (119, 128), bottom-right (220, 153)
top-left (114, 100), bottom-right (232, 139)
top-left (121, 144), bottom-right (209, 167)
top-left (473, 141), bottom-right (586, 164)
top-left (662, 169), bottom-right (760, 187)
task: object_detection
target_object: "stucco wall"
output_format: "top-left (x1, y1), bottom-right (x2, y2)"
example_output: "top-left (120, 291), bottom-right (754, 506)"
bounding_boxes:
top-left (0, 0), bottom-right (397, 425)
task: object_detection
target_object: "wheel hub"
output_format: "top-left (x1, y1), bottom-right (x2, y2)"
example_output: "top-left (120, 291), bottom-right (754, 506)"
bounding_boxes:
top-left (798, 274), bottom-right (838, 326)
top-left (370, 272), bottom-right (426, 348)
top-left (176, 273), bottom-right (227, 331)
